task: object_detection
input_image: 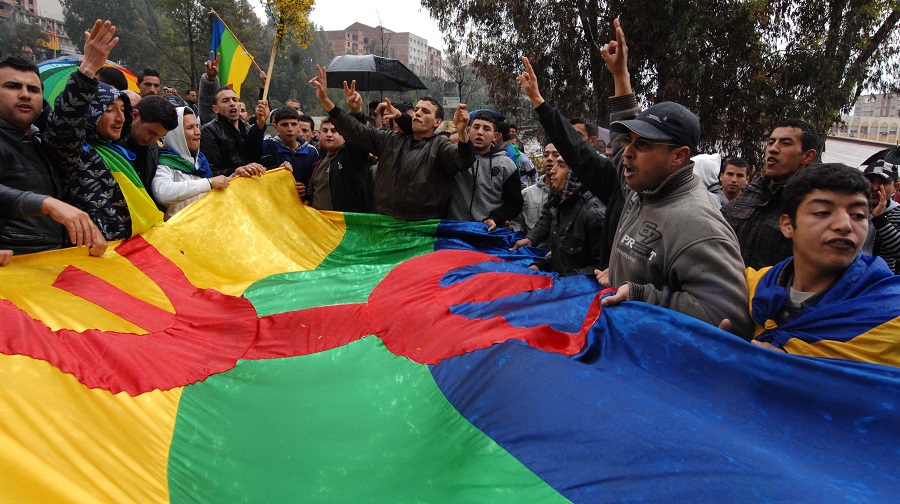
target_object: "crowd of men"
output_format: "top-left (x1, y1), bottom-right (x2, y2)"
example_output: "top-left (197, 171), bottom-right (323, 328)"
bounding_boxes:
top-left (2, 19), bottom-right (898, 366)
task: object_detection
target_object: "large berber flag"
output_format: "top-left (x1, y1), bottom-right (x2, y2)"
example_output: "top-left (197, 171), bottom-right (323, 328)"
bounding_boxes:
top-left (1, 169), bottom-right (899, 502)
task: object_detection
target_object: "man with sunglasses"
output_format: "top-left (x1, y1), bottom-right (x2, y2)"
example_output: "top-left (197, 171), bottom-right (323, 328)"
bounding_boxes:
top-left (518, 20), bottom-right (752, 337)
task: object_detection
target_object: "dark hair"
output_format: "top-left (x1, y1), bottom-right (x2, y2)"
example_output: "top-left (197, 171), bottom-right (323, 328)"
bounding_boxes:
top-left (472, 110), bottom-right (498, 127)
top-left (571, 117), bottom-right (599, 139)
top-left (0, 56), bottom-right (40, 80)
top-left (495, 122), bottom-right (514, 141)
top-left (771, 119), bottom-right (821, 154)
top-left (96, 67), bottom-right (128, 90)
top-left (419, 96), bottom-right (444, 120)
top-left (137, 67), bottom-right (160, 84)
top-left (722, 156), bottom-right (750, 175)
top-left (781, 163), bottom-right (870, 224)
top-left (273, 105), bottom-right (301, 124)
top-left (298, 114), bottom-right (315, 129)
top-left (134, 95), bottom-right (178, 131)
top-left (396, 102), bottom-right (413, 115)
top-left (214, 86), bottom-right (235, 101)
top-left (368, 101), bottom-right (380, 111)
top-left (320, 117), bottom-right (334, 128)
top-left (284, 98), bottom-right (302, 109)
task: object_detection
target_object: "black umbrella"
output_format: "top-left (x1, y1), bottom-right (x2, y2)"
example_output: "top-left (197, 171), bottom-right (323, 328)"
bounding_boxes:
top-left (325, 54), bottom-right (428, 92)
top-left (860, 146), bottom-right (900, 167)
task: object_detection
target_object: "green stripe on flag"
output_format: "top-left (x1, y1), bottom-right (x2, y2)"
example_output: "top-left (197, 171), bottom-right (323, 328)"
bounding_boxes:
top-left (242, 213), bottom-right (440, 315)
top-left (167, 336), bottom-right (567, 503)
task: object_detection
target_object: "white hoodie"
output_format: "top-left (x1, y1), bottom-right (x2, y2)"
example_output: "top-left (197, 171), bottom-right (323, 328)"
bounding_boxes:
top-left (151, 107), bottom-right (214, 216)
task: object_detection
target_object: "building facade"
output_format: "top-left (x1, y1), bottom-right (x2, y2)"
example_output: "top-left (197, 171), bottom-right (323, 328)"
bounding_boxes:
top-left (853, 93), bottom-right (900, 119)
top-left (2, 0), bottom-right (76, 59)
top-left (325, 22), bottom-right (442, 78)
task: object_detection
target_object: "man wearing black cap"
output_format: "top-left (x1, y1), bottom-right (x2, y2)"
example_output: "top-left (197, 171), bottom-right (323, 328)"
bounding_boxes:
top-left (863, 158), bottom-right (900, 273)
top-left (517, 20), bottom-right (751, 336)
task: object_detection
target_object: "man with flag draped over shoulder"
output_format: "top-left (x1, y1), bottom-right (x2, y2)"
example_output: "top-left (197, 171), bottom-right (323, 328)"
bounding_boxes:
top-left (745, 163), bottom-right (900, 367)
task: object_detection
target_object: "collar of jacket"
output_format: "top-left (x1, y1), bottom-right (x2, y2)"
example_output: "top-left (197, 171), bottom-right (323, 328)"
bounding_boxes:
top-left (274, 135), bottom-right (311, 153)
top-left (640, 163), bottom-right (697, 200)
top-left (0, 117), bottom-right (38, 139)
top-left (216, 114), bottom-right (245, 130)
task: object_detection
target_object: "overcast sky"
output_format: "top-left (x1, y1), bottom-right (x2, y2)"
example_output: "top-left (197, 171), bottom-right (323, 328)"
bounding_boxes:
top-left (252, 0), bottom-right (448, 52)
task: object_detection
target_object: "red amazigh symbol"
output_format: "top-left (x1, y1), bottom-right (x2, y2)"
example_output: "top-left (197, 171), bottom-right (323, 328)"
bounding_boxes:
top-left (0, 238), bottom-right (604, 394)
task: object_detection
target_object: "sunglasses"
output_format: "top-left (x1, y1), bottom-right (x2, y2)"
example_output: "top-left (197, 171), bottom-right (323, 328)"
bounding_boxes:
top-left (614, 136), bottom-right (679, 152)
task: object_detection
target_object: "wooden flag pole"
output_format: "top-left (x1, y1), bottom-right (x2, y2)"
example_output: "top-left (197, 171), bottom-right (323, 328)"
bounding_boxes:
top-left (262, 36), bottom-right (277, 102)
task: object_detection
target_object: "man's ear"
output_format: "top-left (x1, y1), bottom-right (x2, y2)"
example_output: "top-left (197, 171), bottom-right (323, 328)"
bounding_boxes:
top-left (801, 148), bottom-right (817, 166)
top-left (493, 131), bottom-right (501, 143)
top-left (779, 213), bottom-right (794, 239)
top-left (433, 117), bottom-right (442, 127)
top-left (671, 146), bottom-right (691, 168)
top-left (132, 109), bottom-right (141, 123)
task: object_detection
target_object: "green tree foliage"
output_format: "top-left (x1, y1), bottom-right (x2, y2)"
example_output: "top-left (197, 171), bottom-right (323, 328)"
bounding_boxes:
top-left (0, 19), bottom-right (49, 59)
top-left (421, 0), bottom-right (900, 169)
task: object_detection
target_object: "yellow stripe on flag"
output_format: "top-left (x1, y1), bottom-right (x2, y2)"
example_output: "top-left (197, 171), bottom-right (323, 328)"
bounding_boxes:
top-left (0, 354), bottom-right (181, 503)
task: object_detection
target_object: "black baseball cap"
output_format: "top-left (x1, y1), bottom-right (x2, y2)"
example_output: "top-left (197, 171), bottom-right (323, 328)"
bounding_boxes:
top-left (863, 159), bottom-right (899, 181)
top-left (611, 101), bottom-right (701, 155)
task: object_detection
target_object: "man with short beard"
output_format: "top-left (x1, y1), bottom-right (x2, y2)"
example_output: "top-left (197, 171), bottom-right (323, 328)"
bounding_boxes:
top-left (526, 150), bottom-right (605, 275)
top-left (200, 86), bottom-right (265, 177)
top-left (310, 65), bottom-right (474, 221)
top-left (722, 120), bottom-right (820, 269)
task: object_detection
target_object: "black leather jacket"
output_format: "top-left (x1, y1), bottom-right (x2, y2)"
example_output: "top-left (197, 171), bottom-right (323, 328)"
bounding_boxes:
top-left (199, 115), bottom-right (262, 177)
top-left (531, 190), bottom-right (607, 276)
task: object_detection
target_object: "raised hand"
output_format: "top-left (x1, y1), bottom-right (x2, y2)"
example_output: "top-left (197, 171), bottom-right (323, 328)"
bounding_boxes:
top-left (206, 52), bottom-right (220, 80)
top-left (454, 104), bottom-right (470, 142)
top-left (342, 80), bottom-right (363, 114)
top-left (79, 20), bottom-right (118, 79)
top-left (255, 99), bottom-right (269, 128)
top-left (600, 18), bottom-right (632, 95)
top-left (309, 65), bottom-right (335, 112)
top-left (376, 97), bottom-right (401, 121)
top-left (516, 57), bottom-right (544, 107)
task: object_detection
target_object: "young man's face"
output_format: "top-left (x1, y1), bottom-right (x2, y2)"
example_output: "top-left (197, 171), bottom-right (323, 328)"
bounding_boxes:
top-left (318, 123), bottom-right (345, 153)
top-left (619, 132), bottom-right (688, 193)
top-left (298, 121), bottom-right (314, 143)
top-left (275, 119), bottom-right (299, 144)
top-left (95, 98), bottom-right (126, 142)
top-left (186, 90), bottom-right (197, 102)
top-left (866, 174), bottom-right (897, 209)
top-left (720, 164), bottom-right (749, 200)
top-left (213, 89), bottom-right (241, 122)
top-left (780, 189), bottom-right (869, 279)
top-left (543, 143), bottom-right (561, 175)
top-left (765, 127), bottom-right (815, 183)
top-left (468, 119), bottom-right (495, 153)
top-left (0, 66), bottom-right (43, 131)
top-left (130, 110), bottom-right (170, 146)
top-left (548, 156), bottom-right (570, 195)
top-left (411, 100), bottom-right (441, 135)
top-left (139, 76), bottom-right (161, 97)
